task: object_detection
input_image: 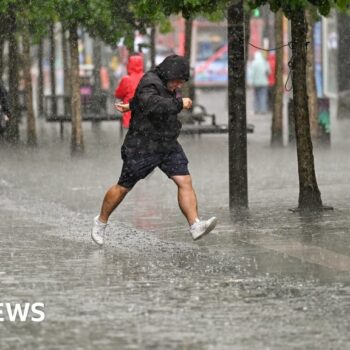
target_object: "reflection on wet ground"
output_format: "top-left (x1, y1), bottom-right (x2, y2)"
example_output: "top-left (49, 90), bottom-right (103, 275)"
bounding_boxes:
top-left (1, 91), bottom-right (350, 349)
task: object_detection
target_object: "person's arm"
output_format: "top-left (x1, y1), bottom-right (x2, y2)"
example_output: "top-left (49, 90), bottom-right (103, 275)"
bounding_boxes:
top-left (266, 61), bottom-right (271, 76)
top-left (115, 77), bottom-right (130, 99)
top-left (138, 84), bottom-right (183, 115)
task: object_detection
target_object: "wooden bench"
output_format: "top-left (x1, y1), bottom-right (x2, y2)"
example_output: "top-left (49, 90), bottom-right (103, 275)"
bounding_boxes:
top-left (44, 94), bottom-right (121, 123)
top-left (44, 97), bottom-right (254, 134)
top-left (180, 104), bottom-right (254, 134)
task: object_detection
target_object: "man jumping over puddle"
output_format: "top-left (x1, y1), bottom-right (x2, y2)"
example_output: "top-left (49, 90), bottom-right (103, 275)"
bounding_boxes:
top-left (91, 55), bottom-right (217, 245)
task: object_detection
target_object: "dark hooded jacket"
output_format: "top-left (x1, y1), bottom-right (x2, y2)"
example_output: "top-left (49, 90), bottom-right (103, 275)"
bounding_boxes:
top-left (123, 55), bottom-right (190, 153)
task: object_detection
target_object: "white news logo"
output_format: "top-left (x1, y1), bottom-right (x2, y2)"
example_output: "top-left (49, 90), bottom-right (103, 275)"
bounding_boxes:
top-left (0, 303), bottom-right (45, 322)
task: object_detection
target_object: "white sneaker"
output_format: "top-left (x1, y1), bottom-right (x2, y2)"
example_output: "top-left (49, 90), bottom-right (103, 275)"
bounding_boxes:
top-left (91, 215), bottom-right (108, 246)
top-left (190, 217), bottom-right (217, 240)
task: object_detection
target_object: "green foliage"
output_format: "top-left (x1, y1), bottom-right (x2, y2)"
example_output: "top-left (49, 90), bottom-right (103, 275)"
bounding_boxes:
top-left (2, 0), bottom-right (347, 50)
top-left (335, 0), bottom-right (350, 12)
top-left (83, 0), bottom-right (134, 45)
top-left (248, 0), bottom-right (348, 17)
top-left (138, 0), bottom-right (348, 24)
top-left (0, 0), bottom-right (54, 42)
top-left (0, 0), bottom-right (135, 48)
top-left (136, 0), bottom-right (223, 19)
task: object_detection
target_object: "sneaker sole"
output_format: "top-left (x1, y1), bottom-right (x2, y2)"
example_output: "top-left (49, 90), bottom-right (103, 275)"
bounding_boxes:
top-left (91, 231), bottom-right (104, 246)
top-left (193, 218), bottom-right (217, 241)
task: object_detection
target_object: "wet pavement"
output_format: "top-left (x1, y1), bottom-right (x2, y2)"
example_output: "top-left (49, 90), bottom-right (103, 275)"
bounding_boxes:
top-left (1, 90), bottom-right (350, 349)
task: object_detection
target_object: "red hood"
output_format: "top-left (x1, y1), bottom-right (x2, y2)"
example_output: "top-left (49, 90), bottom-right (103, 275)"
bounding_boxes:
top-left (127, 55), bottom-right (144, 75)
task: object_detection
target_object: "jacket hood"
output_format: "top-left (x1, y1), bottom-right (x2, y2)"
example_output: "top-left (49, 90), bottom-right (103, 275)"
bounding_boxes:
top-left (155, 55), bottom-right (190, 82)
top-left (253, 51), bottom-right (265, 63)
top-left (127, 55), bottom-right (144, 75)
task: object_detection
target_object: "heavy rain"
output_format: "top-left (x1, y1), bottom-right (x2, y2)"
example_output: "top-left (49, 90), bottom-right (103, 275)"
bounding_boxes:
top-left (1, 1), bottom-right (350, 349)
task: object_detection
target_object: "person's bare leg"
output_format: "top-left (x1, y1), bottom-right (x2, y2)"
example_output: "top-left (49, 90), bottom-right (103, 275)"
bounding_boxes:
top-left (171, 175), bottom-right (198, 225)
top-left (99, 184), bottom-right (130, 223)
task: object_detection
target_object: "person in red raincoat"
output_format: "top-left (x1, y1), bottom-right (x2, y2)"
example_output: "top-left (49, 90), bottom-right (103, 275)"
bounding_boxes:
top-left (115, 55), bottom-right (144, 128)
top-left (267, 51), bottom-right (276, 112)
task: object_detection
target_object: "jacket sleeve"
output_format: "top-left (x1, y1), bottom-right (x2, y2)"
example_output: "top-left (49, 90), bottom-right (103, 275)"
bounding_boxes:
top-left (0, 82), bottom-right (10, 115)
top-left (115, 77), bottom-right (130, 99)
top-left (137, 83), bottom-right (183, 116)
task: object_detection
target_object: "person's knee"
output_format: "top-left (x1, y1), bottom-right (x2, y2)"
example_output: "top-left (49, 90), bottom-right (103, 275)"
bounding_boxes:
top-left (116, 184), bottom-right (131, 195)
top-left (115, 183), bottom-right (131, 195)
top-left (173, 175), bottom-right (193, 189)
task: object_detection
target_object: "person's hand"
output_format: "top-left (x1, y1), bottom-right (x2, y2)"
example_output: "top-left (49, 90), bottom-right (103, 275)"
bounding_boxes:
top-left (115, 102), bottom-right (130, 113)
top-left (182, 98), bottom-right (192, 110)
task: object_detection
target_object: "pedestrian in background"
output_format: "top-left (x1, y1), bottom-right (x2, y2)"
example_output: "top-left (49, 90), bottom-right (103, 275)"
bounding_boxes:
top-left (250, 51), bottom-right (270, 114)
top-left (0, 81), bottom-right (11, 136)
top-left (115, 54), bottom-right (144, 128)
top-left (92, 55), bottom-right (217, 246)
top-left (267, 51), bottom-right (276, 112)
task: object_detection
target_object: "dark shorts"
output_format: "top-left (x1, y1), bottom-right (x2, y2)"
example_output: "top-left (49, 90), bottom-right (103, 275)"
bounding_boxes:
top-left (118, 145), bottom-right (190, 189)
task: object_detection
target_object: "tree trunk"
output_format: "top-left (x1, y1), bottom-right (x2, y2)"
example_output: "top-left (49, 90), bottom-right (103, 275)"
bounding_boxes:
top-left (183, 18), bottom-right (195, 102)
top-left (228, 0), bottom-right (248, 209)
top-left (92, 37), bottom-right (102, 128)
top-left (49, 23), bottom-right (57, 117)
top-left (271, 10), bottom-right (283, 146)
top-left (184, 18), bottom-right (192, 62)
top-left (150, 25), bottom-right (156, 69)
top-left (0, 34), bottom-right (4, 79)
top-left (291, 9), bottom-right (322, 209)
top-left (62, 25), bottom-right (70, 117)
top-left (244, 9), bottom-right (250, 62)
top-left (93, 37), bottom-right (101, 95)
top-left (38, 38), bottom-right (44, 116)
top-left (0, 11), bottom-right (9, 79)
top-left (69, 24), bottom-right (84, 154)
top-left (305, 10), bottom-right (319, 139)
top-left (23, 22), bottom-right (37, 146)
top-left (337, 12), bottom-right (350, 93)
top-left (5, 5), bottom-right (20, 143)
